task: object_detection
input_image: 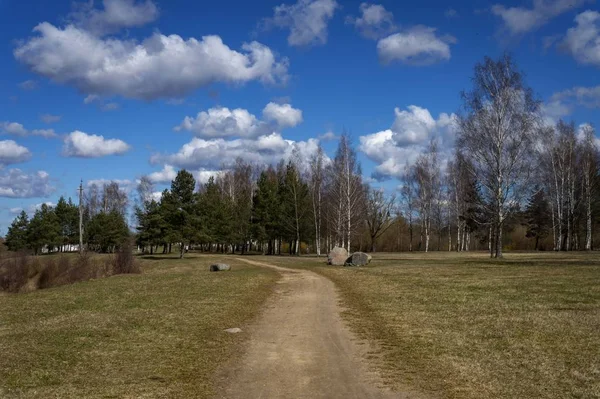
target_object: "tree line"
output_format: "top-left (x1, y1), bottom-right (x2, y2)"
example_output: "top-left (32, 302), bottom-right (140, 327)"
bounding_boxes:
top-left (4, 183), bottom-right (130, 254)
top-left (3, 54), bottom-right (600, 257)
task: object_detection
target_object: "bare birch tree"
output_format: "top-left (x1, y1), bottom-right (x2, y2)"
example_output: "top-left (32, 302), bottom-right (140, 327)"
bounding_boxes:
top-left (457, 54), bottom-right (540, 258)
top-left (309, 145), bottom-right (325, 255)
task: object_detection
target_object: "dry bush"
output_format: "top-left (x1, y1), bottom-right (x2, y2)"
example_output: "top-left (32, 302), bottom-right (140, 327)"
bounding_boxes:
top-left (113, 240), bottom-right (140, 274)
top-left (1, 242), bottom-right (140, 293)
top-left (0, 252), bottom-right (31, 293)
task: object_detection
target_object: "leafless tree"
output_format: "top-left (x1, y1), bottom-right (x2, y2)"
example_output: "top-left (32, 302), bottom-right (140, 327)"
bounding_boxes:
top-left (457, 54), bottom-right (540, 258)
top-left (411, 141), bottom-right (441, 252)
top-left (364, 187), bottom-right (396, 252)
top-left (309, 144), bottom-right (325, 255)
top-left (327, 133), bottom-right (363, 251)
top-left (400, 162), bottom-right (416, 251)
top-left (580, 124), bottom-right (598, 250)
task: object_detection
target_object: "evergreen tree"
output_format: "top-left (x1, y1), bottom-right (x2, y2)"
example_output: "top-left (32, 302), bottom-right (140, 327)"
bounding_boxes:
top-left (168, 170), bottom-right (199, 258)
top-left (524, 189), bottom-right (551, 250)
top-left (199, 177), bottom-right (233, 249)
top-left (87, 211), bottom-right (129, 253)
top-left (5, 211), bottom-right (29, 252)
top-left (252, 168), bottom-right (282, 254)
top-left (27, 204), bottom-right (61, 255)
top-left (55, 196), bottom-right (79, 250)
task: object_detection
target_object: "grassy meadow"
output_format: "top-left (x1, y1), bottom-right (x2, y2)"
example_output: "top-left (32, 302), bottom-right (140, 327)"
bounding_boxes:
top-left (1, 250), bottom-right (599, 398)
top-left (0, 254), bottom-right (278, 398)
top-left (266, 252), bottom-right (600, 399)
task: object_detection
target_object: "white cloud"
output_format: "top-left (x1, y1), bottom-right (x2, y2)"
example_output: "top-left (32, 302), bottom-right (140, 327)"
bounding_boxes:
top-left (40, 114), bottom-right (61, 124)
top-left (175, 102), bottom-right (303, 138)
top-left (0, 140), bottom-right (32, 166)
top-left (319, 131), bottom-right (337, 141)
top-left (359, 106), bottom-right (457, 180)
top-left (539, 99), bottom-right (572, 126)
top-left (63, 131), bottom-right (131, 158)
top-left (262, 102), bottom-right (303, 128)
top-left (346, 3), bottom-right (397, 39)
top-left (0, 169), bottom-right (54, 198)
top-left (377, 26), bottom-right (456, 65)
top-left (84, 94), bottom-right (99, 104)
top-left (1, 121), bottom-right (57, 138)
top-left (492, 0), bottom-right (590, 35)
top-left (560, 10), bottom-right (600, 67)
top-left (15, 24), bottom-right (289, 100)
top-left (148, 164), bottom-right (177, 183)
top-left (266, 0), bottom-right (338, 46)
top-left (147, 164), bottom-right (219, 186)
top-left (151, 133), bottom-right (322, 171)
top-left (553, 85), bottom-right (600, 108)
top-left (176, 107), bottom-right (266, 138)
top-left (70, 0), bottom-right (159, 36)
top-left (18, 80), bottom-right (38, 90)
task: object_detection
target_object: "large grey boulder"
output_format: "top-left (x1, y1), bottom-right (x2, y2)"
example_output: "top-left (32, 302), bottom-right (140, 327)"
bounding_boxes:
top-left (210, 263), bottom-right (231, 272)
top-left (327, 246), bottom-right (349, 266)
top-left (345, 252), bottom-right (372, 267)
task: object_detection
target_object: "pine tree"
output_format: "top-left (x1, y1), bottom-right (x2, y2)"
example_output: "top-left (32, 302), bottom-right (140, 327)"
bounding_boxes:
top-left (524, 189), bottom-right (551, 250)
top-left (87, 211), bottom-right (129, 253)
top-left (168, 170), bottom-right (199, 258)
top-left (55, 196), bottom-right (79, 251)
top-left (27, 204), bottom-right (61, 255)
top-left (5, 211), bottom-right (29, 252)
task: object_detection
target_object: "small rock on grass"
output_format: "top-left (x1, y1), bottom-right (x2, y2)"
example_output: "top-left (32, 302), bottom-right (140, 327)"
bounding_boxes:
top-left (225, 328), bottom-right (242, 334)
top-left (210, 263), bottom-right (231, 272)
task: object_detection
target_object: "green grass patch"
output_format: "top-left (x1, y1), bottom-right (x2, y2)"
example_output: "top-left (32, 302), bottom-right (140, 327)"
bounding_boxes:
top-left (262, 252), bottom-right (600, 399)
top-left (0, 254), bottom-right (279, 398)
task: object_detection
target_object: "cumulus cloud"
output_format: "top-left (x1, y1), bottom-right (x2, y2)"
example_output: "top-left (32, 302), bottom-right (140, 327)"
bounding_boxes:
top-left (492, 0), bottom-right (590, 35)
top-left (262, 102), bottom-right (303, 128)
top-left (15, 24), bottom-right (289, 100)
top-left (359, 106), bottom-right (457, 180)
top-left (40, 114), bottom-right (61, 124)
top-left (0, 122), bottom-right (57, 138)
top-left (151, 133), bottom-right (322, 172)
top-left (346, 3), bottom-right (397, 39)
top-left (63, 131), bottom-right (131, 158)
top-left (147, 164), bottom-right (219, 185)
top-left (266, 0), bottom-right (338, 46)
top-left (377, 26), bottom-right (456, 65)
top-left (176, 107), bottom-right (265, 138)
top-left (0, 140), bottom-right (32, 166)
top-left (0, 169), bottom-right (54, 198)
top-left (70, 0), bottom-right (159, 36)
top-left (560, 10), bottom-right (600, 67)
top-left (148, 164), bottom-right (177, 183)
top-left (175, 102), bottom-right (303, 138)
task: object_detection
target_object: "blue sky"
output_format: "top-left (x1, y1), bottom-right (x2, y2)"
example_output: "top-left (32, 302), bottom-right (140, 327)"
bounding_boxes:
top-left (1, 0), bottom-right (599, 233)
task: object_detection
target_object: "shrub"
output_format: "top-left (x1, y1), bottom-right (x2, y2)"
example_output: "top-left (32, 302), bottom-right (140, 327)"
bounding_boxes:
top-left (0, 252), bottom-right (31, 293)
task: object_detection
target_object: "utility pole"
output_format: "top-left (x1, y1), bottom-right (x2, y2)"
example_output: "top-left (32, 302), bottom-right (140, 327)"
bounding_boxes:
top-left (79, 180), bottom-right (84, 254)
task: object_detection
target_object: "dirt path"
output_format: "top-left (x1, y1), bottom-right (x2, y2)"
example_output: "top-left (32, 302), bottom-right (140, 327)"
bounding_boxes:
top-left (217, 259), bottom-right (410, 399)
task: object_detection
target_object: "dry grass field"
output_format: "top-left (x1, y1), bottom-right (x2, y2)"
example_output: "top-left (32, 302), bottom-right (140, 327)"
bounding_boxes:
top-left (1, 251), bottom-right (599, 398)
top-left (0, 254), bottom-right (278, 398)
top-left (267, 252), bottom-right (600, 399)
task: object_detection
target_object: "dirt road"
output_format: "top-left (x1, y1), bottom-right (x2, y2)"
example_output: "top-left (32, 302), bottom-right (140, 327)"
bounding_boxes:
top-left (217, 259), bottom-right (409, 399)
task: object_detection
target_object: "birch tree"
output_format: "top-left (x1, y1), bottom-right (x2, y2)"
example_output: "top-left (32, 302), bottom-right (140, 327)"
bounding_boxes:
top-left (364, 187), bottom-right (396, 252)
top-left (309, 144), bottom-right (325, 255)
top-left (580, 124), bottom-right (598, 250)
top-left (457, 54), bottom-right (540, 258)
